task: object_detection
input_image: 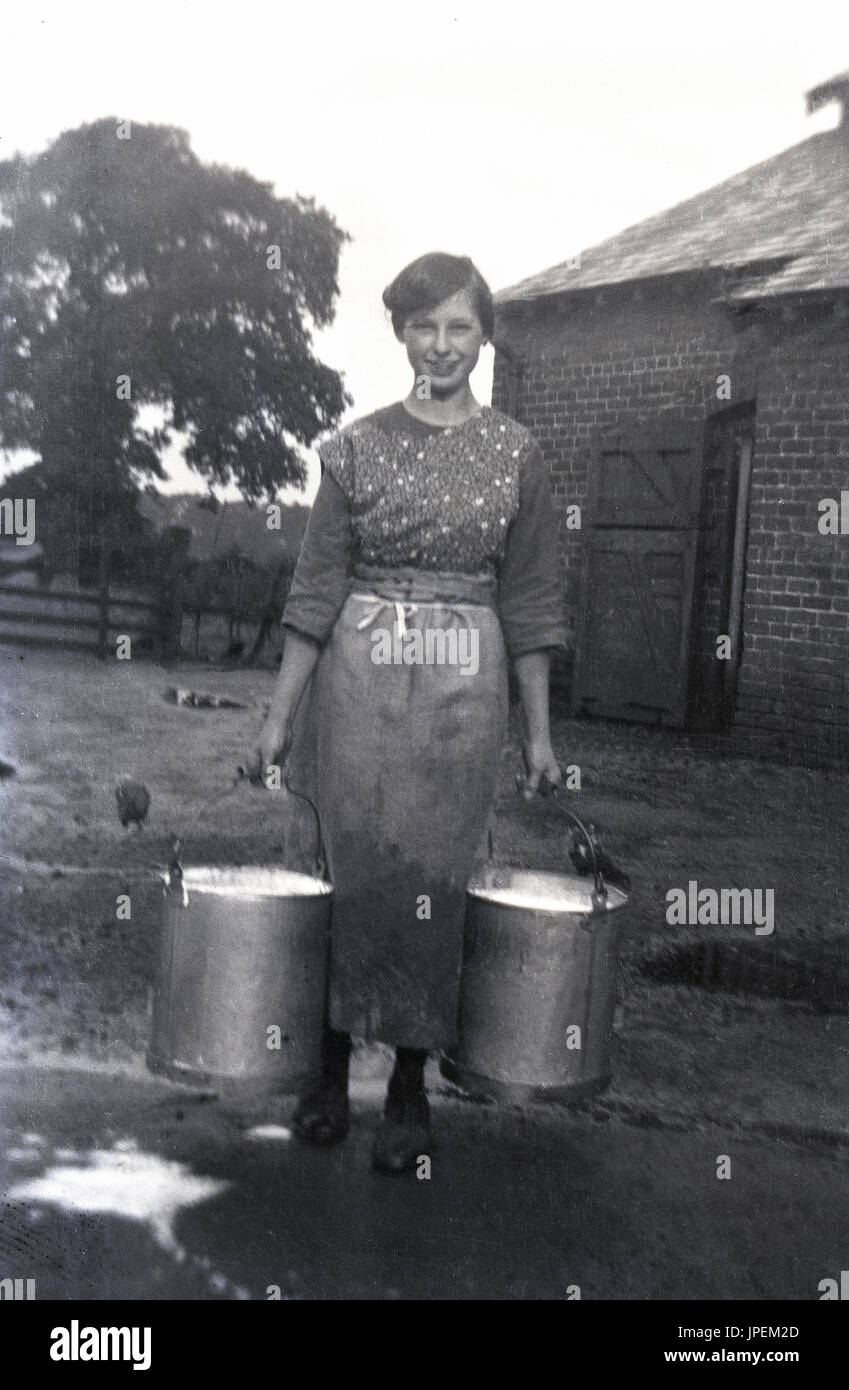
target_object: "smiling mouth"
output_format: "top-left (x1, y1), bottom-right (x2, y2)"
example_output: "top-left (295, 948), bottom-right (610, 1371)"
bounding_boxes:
top-left (427, 362), bottom-right (460, 376)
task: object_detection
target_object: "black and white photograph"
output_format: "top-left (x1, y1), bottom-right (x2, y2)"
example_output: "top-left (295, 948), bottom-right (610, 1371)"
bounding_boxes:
top-left (1, 0), bottom-right (848, 1345)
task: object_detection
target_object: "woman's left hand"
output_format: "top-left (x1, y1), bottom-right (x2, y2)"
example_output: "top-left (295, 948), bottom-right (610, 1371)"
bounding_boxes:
top-left (520, 739), bottom-right (562, 799)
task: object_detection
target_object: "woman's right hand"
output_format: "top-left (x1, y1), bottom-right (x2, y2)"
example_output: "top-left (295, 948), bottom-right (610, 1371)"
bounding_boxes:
top-left (248, 716), bottom-right (294, 784)
top-left (247, 631), bottom-right (320, 784)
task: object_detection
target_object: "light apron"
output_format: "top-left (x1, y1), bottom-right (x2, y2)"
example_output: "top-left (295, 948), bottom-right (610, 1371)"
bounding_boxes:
top-left (286, 566), bottom-right (509, 1048)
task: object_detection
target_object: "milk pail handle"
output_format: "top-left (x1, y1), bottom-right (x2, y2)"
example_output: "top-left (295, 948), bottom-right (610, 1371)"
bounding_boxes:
top-left (164, 766), bottom-right (327, 901)
top-left (486, 773), bottom-right (608, 907)
top-left (235, 762), bottom-right (327, 881)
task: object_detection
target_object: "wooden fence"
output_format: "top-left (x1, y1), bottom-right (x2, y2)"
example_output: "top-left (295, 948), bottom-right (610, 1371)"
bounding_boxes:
top-left (0, 578), bottom-right (290, 663)
top-left (0, 528), bottom-right (291, 662)
top-left (0, 578), bottom-right (162, 657)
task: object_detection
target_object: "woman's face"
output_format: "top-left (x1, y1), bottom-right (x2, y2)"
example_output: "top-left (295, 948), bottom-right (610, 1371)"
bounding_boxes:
top-left (399, 287), bottom-right (487, 398)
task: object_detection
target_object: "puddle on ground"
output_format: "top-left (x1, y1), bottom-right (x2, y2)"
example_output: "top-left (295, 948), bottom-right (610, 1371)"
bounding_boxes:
top-left (640, 939), bottom-right (849, 1013)
top-left (8, 1139), bottom-right (229, 1257)
top-left (6, 1134), bottom-right (252, 1297)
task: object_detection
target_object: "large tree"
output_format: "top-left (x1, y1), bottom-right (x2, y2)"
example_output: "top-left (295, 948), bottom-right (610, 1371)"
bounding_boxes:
top-left (0, 118), bottom-right (350, 570)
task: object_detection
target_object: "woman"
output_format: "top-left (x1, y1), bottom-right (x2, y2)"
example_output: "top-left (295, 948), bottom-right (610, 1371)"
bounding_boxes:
top-left (255, 252), bottom-right (569, 1174)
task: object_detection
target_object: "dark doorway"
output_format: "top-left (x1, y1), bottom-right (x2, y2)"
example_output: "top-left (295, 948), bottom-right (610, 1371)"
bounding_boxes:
top-left (690, 401), bottom-right (756, 730)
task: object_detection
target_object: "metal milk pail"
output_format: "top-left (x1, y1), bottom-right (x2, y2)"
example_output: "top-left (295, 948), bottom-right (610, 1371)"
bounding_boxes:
top-left (147, 777), bottom-right (332, 1090)
top-left (444, 800), bottom-right (629, 1103)
top-left (149, 865), bottom-right (331, 1089)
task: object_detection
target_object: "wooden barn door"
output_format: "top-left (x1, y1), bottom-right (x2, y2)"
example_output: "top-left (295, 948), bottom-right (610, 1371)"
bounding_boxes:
top-left (572, 420), bottom-right (705, 729)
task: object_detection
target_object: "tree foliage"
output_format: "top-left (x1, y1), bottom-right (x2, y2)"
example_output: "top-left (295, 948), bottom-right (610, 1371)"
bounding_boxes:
top-left (0, 118), bottom-right (351, 541)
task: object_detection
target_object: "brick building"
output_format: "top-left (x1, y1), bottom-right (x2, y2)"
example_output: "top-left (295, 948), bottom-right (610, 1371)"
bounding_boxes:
top-left (492, 72), bottom-right (849, 763)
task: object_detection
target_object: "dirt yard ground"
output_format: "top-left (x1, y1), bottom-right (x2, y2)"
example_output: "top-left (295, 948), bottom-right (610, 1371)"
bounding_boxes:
top-left (1, 642), bottom-right (847, 1299)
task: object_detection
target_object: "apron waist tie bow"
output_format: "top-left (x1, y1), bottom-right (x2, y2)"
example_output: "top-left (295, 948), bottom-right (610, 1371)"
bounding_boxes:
top-left (353, 594), bottom-right (481, 638)
top-left (355, 598), bottom-right (420, 639)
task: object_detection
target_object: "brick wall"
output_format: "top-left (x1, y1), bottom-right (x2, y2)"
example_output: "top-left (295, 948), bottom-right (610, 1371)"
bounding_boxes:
top-left (493, 276), bottom-right (849, 760)
top-left (737, 320), bottom-right (849, 761)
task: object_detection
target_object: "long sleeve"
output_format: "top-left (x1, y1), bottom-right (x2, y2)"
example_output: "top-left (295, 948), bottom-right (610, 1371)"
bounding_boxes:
top-left (281, 442), bottom-right (355, 646)
top-left (496, 442), bottom-right (570, 660)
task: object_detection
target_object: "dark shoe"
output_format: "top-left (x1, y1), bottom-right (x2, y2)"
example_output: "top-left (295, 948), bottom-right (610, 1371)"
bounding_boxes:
top-left (372, 1090), bottom-right (432, 1174)
top-left (292, 1085), bottom-right (349, 1146)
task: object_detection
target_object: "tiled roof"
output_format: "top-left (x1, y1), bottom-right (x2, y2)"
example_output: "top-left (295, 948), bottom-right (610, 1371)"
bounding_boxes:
top-left (497, 122), bottom-right (849, 306)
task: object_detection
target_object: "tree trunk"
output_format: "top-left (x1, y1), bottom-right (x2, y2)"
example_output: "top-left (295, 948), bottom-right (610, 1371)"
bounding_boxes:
top-left (247, 556), bottom-right (291, 664)
top-left (157, 526), bottom-right (191, 661)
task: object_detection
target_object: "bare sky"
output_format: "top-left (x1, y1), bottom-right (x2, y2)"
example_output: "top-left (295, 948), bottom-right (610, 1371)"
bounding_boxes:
top-left (2, 0), bottom-right (847, 499)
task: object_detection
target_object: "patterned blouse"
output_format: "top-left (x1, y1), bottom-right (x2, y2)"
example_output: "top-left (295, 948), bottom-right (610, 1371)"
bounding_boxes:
top-left (282, 402), bottom-right (570, 660)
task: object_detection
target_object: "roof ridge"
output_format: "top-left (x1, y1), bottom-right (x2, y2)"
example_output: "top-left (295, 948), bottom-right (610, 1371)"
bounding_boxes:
top-left (497, 126), bottom-right (848, 305)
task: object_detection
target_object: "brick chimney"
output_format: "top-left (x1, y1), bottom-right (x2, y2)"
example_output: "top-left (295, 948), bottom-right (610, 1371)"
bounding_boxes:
top-left (806, 70), bottom-right (849, 127)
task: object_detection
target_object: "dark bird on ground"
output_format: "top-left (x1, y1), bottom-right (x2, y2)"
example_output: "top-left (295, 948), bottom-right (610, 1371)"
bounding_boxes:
top-left (115, 778), bottom-right (151, 830)
top-left (569, 822), bottom-right (632, 892)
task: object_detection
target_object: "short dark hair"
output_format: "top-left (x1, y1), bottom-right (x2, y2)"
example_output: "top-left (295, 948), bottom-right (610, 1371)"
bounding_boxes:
top-left (382, 252), bottom-right (494, 340)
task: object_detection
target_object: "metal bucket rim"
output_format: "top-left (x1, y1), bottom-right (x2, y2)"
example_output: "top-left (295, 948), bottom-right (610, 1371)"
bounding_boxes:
top-left (161, 864), bottom-right (332, 899)
top-left (467, 866), bottom-right (627, 914)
